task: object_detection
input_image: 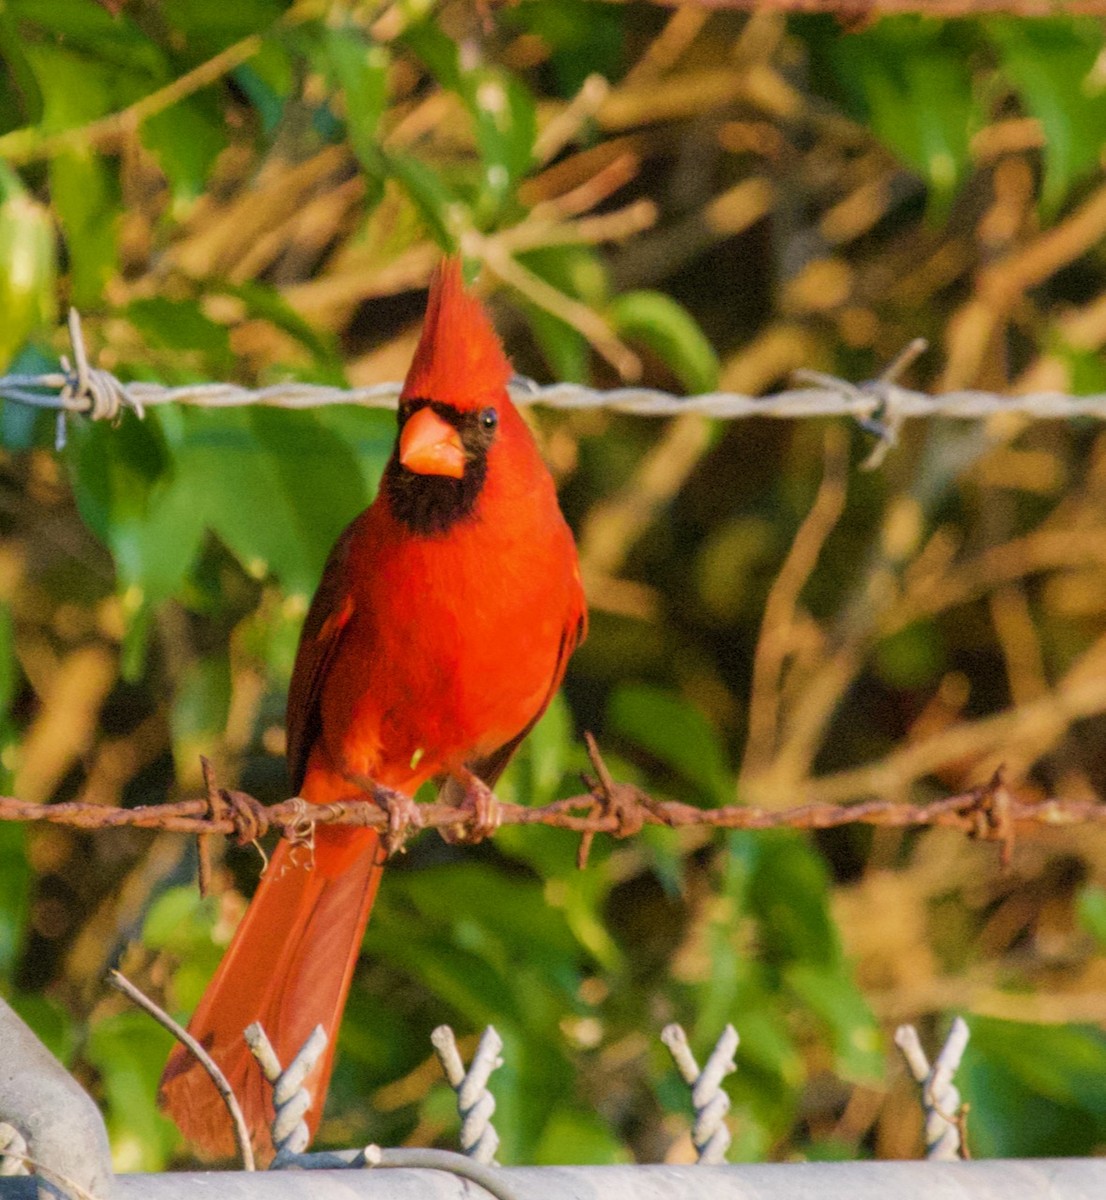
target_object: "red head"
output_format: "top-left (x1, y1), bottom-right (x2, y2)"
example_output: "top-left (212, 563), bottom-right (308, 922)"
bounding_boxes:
top-left (400, 258), bottom-right (512, 413)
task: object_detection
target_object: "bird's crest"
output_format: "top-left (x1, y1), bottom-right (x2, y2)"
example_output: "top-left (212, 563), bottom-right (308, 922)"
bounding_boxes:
top-left (401, 258), bottom-right (512, 411)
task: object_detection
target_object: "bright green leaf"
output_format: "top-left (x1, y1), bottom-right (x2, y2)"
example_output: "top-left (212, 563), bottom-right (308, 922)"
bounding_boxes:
top-left (608, 291), bottom-right (719, 393)
top-left (607, 683), bottom-right (731, 804)
top-left (0, 165), bottom-right (56, 370)
top-left (989, 19), bottom-right (1106, 214)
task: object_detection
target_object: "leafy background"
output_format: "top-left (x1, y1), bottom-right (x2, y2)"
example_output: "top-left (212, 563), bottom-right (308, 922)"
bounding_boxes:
top-left (3, 0), bottom-right (1106, 1171)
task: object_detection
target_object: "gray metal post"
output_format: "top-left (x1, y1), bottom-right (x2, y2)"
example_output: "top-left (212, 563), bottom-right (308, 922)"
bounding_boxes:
top-left (2, 1159), bottom-right (1105, 1200)
top-left (0, 997), bottom-right (115, 1199)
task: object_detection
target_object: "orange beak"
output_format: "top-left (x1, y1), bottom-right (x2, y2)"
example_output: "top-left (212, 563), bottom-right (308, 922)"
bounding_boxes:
top-left (398, 406), bottom-right (466, 479)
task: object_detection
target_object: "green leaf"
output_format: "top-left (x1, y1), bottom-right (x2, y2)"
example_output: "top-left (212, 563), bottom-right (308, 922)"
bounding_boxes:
top-left (400, 20), bottom-right (462, 92)
top-left (127, 295), bottom-right (234, 375)
top-left (0, 10), bottom-right (44, 132)
top-left (154, 0), bottom-right (285, 50)
top-left (1077, 884), bottom-right (1106, 948)
top-left (745, 833), bottom-right (842, 972)
top-left (7, 992), bottom-right (77, 1064)
top-left (170, 655), bottom-right (231, 766)
top-left (608, 291), bottom-right (719, 393)
top-left (67, 413), bottom-right (205, 607)
top-left (141, 91), bottom-right (229, 201)
top-left (510, 692), bottom-right (572, 808)
top-left (0, 166), bottom-right (56, 370)
top-left (86, 1011), bottom-right (179, 1169)
top-left (386, 152), bottom-right (462, 249)
top-left (1, 347), bottom-right (54, 450)
top-left (518, 246), bottom-right (607, 383)
top-left (875, 620), bottom-right (944, 688)
top-left (49, 148), bottom-right (118, 307)
top-left (988, 19), bottom-right (1106, 214)
top-left (318, 27), bottom-right (389, 206)
top-left (192, 407), bottom-right (370, 592)
top-left (144, 887), bottom-right (204, 950)
top-left (822, 19), bottom-right (980, 211)
top-left (785, 963), bottom-right (882, 1081)
top-left (533, 1109), bottom-right (631, 1165)
top-left (509, 0), bottom-right (625, 96)
top-left (963, 1016), bottom-right (1106, 1157)
top-left (400, 20), bottom-right (535, 212)
top-left (0, 823), bottom-right (28, 979)
top-left (466, 68), bottom-right (537, 198)
top-left (607, 683), bottom-right (731, 803)
top-left (223, 280), bottom-right (346, 379)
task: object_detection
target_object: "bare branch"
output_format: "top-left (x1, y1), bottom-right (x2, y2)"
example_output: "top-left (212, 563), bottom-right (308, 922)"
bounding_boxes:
top-left (108, 970), bottom-right (255, 1172)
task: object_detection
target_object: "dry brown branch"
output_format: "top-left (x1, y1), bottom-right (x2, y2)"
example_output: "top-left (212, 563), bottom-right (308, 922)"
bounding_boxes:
top-left (108, 969), bottom-right (255, 1171)
top-left (741, 427), bottom-right (848, 784)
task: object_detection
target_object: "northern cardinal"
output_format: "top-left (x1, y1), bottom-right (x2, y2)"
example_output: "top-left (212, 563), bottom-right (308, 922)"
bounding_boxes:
top-left (159, 259), bottom-right (586, 1158)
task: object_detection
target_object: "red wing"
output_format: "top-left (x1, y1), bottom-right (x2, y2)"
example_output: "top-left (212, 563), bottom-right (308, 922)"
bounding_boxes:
top-left (286, 525), bottom-right (357, 794)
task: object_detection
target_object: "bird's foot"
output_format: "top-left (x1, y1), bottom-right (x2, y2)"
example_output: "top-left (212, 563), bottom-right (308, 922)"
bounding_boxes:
top-left (441, 771), bottom-right (501, 845)
top-left (373, 784), bottom-right (424, 855)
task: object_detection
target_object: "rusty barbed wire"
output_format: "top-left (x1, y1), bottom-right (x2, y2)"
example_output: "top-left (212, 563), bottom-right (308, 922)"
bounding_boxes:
top-left (0, 762), bottom-right (1102, 861)
top-left (10, 312), bottom-right (1106, 448)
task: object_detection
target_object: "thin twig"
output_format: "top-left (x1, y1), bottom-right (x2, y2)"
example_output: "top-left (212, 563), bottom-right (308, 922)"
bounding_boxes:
top-left (107, 969), bottom-right (256, 1172)
top-left (741, 426), bottom-right (848, 784)
top-left (0, 1149), bottom-right (101, 1200)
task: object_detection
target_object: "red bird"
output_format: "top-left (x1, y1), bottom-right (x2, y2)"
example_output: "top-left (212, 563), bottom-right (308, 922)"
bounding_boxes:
top-left (159, 259), bottom-right (587, 1158)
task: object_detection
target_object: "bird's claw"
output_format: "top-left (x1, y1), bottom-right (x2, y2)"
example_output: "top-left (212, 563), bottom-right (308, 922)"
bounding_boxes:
top-left (441, 772), bottom-right (501, 845)
top-left (375, 786), bottom-right (424, 855)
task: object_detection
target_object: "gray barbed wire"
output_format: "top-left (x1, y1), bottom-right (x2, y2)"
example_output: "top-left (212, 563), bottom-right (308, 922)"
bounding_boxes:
top-left (430, 1025), bottom-right (503, 1165)
top-left (894, 1018), bottom-right (971, 1161)
top-left (245, 1021), bottom-right (328, 1163)
top-left (661, 1023), bottom-right (739, 1165)
top-left (8, 311), bottom-right (1106, 441)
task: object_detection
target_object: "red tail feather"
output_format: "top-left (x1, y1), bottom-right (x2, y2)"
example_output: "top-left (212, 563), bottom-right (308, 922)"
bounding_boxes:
top-left (159, 817), bottom-right (384, 1160)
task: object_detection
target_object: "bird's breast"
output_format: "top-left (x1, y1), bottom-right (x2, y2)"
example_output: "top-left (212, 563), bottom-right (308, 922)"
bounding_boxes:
top-left (319, 497), bottom-right (580, 789)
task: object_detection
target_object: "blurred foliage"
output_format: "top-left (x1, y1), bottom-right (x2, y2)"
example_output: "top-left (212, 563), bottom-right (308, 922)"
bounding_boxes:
top-left (3, 0), bottom-right (1106, 1172)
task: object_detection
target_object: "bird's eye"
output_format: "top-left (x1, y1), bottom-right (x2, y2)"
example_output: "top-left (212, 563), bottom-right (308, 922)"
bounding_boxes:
top-left (479, 407), bottom-right (498, 431)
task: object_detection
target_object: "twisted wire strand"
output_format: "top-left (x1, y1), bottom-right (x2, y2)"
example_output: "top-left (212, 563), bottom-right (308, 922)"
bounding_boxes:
top-left (245, 1021), bottom-right (328, 1161)
top-left (894, 1018), bottom-right (970, 1161)
top-left (661, 1023), bottom-right (739, 1165)
top-left (7, 312), bottom-right (1106, 433)
top-left (431, 1025), bottom-right (503, 1165)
